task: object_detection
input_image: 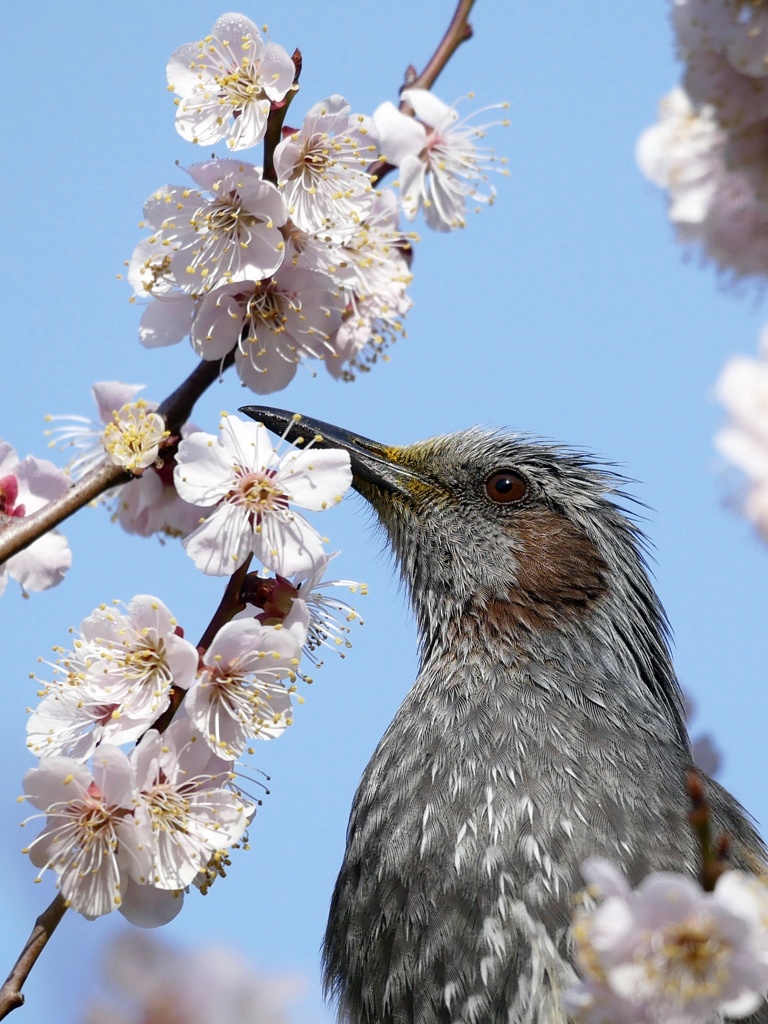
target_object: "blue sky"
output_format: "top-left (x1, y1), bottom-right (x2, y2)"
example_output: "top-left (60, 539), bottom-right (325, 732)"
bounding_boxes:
top-left (3, 2), bottom-right (768, 1022)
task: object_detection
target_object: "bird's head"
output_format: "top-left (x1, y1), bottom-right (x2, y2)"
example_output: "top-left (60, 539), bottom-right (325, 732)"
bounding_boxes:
top-left (241, 406), bottom-right (686, 733)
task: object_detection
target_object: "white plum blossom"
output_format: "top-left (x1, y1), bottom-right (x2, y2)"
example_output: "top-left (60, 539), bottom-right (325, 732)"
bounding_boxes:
top-left (274, 95), bottom-right (381, 231)
top-left (285, 553), bottom-right (366, 661)
top-left (174, 413), bottom-right (352, 576)
top-left (184, 618), bottom-right (300, 757)
top-left (126, 239), bottom-right (199, 349)
top-left (280, 190), bottom-right (413, 378)
top-left (45, 381), bottom-right (146, 479)
top-left (46, 382), bottom-right (207, 539)
top-left (27, 644), bottom-right (125, 762)
top-left (715, 345), bottom-right (768, 539)
top-left (103, 400), bottom-right (169, 474)
top-left (130, 721), bottom-right (253, 888)
top-left (22, 747), bottom-right (149, 920)
top-left (27, 596), bottom-right (199, 759)
top-left (567, 858), bottom-right (768, 1024)
top-left (140, 160), bottom-right (287, 295)
top-left (0, 441), bottom-right (71, 597)
top-left (375, 89), bottom-right (509, 231)
top-left (637, 88), bottom-right (726, 222)
top-left (191, 266), bottom-right (345, 393)
top-left (327, 289), bottom-right (412, 380)
top-left (167, 14), bottom-right (295, 151)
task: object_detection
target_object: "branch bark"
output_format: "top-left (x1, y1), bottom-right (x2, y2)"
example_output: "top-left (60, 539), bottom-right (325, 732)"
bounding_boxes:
top-left (0, 353), bottom-right (234, 568)
top-left (0, 895), bottom-right (67, 1020)
top-left (368, 0), bottom-right (476, 184)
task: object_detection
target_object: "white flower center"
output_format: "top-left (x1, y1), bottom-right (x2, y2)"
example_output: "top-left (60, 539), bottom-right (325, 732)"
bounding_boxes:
top-left (229, 468), bottom-right (288, 513)
top-left (205, 196), bottom-right (260, 238)
top-left (145, 783), bottom-right (191, 833)
top-left (215, 63), bottom-right (266, 110)
top-left (642, 918), bottom-right (731, 1001)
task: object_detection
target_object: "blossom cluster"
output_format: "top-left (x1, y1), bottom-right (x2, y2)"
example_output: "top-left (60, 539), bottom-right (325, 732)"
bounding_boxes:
top-left (23, 554), bottom-right (364, 922)
top-left (25, 404), bottom-right (363, 922)
top-left (567, 858), bottom-right (768, 1024)
top-left (637, 1), bottom-right (768, 541)
top-left (127, 13), bottom-right (507, 386)
top-left (82, 931), bottom-right (300, 1024)
top-left (638, 0), bottom-right (768, 280)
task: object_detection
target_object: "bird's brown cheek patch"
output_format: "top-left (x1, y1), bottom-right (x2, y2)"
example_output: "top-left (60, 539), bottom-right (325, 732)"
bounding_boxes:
top-left (506, 507), bottom-right (609, 622)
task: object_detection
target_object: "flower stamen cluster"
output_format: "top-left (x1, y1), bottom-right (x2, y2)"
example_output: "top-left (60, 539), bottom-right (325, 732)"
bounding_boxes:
top-left (103, 400), bottom-right (169, 474)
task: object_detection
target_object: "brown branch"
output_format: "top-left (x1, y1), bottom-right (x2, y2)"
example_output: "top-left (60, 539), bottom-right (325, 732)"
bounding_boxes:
top-left (0, 353), bottom-right (234, 569)
top-left (368, 0), bottom-right (476, 185)
top-left (0, 894), bottom-right (67, 1019)
top-left (409, 0), bottom-right (475, 94)
top-left (195, 556), bottom-right (253, 652)
top-left (149, 555), bottom-right (253, 736)
top-left (262, 49), bottom-right (303, 185)
top-left (687, 768), bottom-right (729, 892)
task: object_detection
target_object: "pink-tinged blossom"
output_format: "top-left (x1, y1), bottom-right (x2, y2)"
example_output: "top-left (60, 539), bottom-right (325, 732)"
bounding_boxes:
top-left (673, 0), bottom-right (768, 83)
top-left (141, 160), bottom-right (287, 295)
top-left (0, 441), bottom-right (71, 597)
top-left (326, 289), bottom-right (412, 380)
top-left (167, 14), bottom-right (295, 151)
top-left (375, 89), bottom-right (509, 232)
top-left (715, 349), bottom-right (768, 539)
top-left (174, 413), bottom-right (352, 576)
top-left (567, 858), bottom-right (768, 1024)
top-left (683, 47), bottom-right (768, 131)
top-left (637, 87), bottom-right (768, 280)
top-left (274, 95), bottom-right (380, 231)
top-left (114, 448), bottom-right (211, 540)
top-left (130, 722), bottom-right (253, 888)
top-left (185, 619), bottom-right (299, 758)
top-left (22, 748), bottom-right (150, 919)
top-left (28, 597), bottom-right (199, 760)
top-left (318, 193), bottom-right (414, 378)
top-left (81, 596), bottom-right (199, 722)
top-left (281, 195), bottom-right (414, 378)
top-left (191, 266), bottom-right (345, 393)
top-left (82, 931), bottom-right (302, 1024)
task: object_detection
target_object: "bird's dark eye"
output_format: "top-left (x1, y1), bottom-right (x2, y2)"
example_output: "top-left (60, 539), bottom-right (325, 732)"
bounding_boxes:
top-left (485, 470), bottom-right (527, 504)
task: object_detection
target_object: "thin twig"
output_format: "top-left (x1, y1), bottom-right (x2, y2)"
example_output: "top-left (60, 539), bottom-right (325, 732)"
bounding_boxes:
top-left (409, 0), bottom-right (475, 93)
top-left (687, 768), bottom-right (730, 892)
top-left (262, 49), bottom-right (303, 185)
top-left (0, 353), bottom-right (234, 568)
top-left (0, 894), bottom-right (68, 1020)
top-left (368, 0), bottom-right (476, 184)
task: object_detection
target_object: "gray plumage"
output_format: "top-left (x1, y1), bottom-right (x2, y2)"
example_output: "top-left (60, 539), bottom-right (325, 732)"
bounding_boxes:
top-left (241, 408), bottom-right (767, 1024)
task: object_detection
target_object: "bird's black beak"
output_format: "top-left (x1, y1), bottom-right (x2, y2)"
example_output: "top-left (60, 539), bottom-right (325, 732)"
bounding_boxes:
top-left (239, 406), bottom-right (416, 496)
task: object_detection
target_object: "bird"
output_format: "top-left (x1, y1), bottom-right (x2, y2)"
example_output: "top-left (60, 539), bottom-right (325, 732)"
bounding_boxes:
top-left (242, 406), bottom-right (767, 1024)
